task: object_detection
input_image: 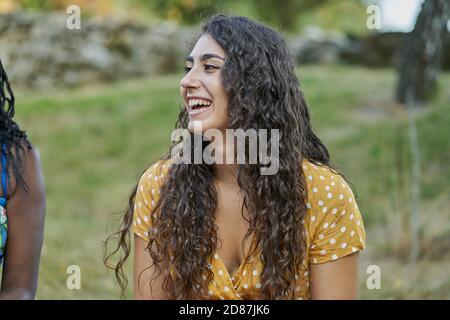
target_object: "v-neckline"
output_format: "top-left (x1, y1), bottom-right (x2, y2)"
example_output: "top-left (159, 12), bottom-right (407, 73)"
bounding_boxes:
top-left (212, 235), bottom-right (260, 287)
top-left (214, 251), bottom-right (248, 282)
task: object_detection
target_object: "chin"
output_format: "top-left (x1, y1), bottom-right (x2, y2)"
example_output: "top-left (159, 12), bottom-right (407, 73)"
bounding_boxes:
top-left (188, 119), bottom-right (218, 134)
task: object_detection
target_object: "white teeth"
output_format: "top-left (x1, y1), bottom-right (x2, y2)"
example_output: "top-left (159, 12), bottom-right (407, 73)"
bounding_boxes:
top-left (188, 98), bottom-right (211, 107)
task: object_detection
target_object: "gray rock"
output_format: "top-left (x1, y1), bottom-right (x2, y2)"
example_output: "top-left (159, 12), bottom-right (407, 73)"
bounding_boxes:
top-left (0, 12), bottom-right (198, 89)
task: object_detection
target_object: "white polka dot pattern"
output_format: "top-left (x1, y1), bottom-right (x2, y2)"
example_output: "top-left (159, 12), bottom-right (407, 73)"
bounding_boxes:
top-left (132, 160), bottom-right (172, 242)
top-left (131, 158), bottom-right (365, 300)
top-left (305, 161), bottom-right (366, 265)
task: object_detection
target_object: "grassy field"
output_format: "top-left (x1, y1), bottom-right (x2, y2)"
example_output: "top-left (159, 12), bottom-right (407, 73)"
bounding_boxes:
top-left (13, 64), bottom-right (450, 299)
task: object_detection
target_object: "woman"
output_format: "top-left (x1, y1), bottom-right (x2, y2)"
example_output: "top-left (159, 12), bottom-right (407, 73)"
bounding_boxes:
top-left (106, 14), bottom-right (366, 300)
top-left (0, 59), bottom-right (46, 299)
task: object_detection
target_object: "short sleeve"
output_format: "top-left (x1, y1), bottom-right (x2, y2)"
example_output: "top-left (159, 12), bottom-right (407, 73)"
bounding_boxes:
top-left (309, 174), bottom-right (366, 264)
top-left (132, 160), bottom-right (170, 242)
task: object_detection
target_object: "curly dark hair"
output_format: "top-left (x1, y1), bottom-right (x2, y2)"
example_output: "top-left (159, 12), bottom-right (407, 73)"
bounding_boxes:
top-left (0, 59), bottom-right (30, 190)
top-left (105, 14), bottom-right (337, 299)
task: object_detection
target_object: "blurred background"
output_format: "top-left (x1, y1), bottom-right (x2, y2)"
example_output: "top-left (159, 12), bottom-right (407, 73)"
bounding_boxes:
top-left (0, 0), bottom-right (449, 299)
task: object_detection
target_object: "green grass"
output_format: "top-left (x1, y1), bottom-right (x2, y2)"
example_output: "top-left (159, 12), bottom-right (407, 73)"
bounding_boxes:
top-left (12, 64), bottom-right (450, 299)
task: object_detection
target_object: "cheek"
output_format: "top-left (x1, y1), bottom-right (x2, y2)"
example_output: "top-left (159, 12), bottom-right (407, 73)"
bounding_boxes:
top-left (213, 92), bottom-right (229, 121)
top-left (211, 104), bottom-right (229, 130)
top-left (219, 104), bottom-right (229, 124)
top-left (213, 85), bottom-right (228, 114)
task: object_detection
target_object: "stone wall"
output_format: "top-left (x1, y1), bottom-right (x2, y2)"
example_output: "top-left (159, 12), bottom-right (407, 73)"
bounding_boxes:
top-left (1, 12), bottom-right (449, 90)
top-left (0, 12), bottom-right (199, 89)
top-left (288, 26), bottom-right (450, 69)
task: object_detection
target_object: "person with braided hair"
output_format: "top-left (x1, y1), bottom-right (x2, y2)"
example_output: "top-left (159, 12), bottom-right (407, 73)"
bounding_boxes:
top-left (0, 59), bottom-right (45, 299)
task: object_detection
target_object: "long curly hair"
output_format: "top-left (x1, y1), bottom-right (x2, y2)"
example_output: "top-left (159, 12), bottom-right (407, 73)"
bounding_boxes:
top-left (105, 14), bottom-right (335, 299)
top-left (0, 59), bottom-right (30, 190)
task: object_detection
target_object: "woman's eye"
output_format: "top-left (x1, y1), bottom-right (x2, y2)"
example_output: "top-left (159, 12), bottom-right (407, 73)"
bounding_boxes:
top-left (184, 65), bottom-right (218, 74)
top-left (205, 65), bottom-right (217, 71)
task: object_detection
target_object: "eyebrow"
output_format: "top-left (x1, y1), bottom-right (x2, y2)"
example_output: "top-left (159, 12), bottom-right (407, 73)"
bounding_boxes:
top-left (185, 53), bottom-right (225, 63)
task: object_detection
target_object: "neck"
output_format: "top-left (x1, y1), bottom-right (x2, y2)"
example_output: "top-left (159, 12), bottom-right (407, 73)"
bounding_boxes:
top-left (211, 131), bottom-right (238, 185)
top-left (213, 163), bottom-right (238, 184)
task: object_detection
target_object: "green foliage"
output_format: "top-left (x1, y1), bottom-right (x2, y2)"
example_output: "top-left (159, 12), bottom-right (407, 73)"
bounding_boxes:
top-left (13, 0), bottom-right (115, 16)
top-left (249, 0), bottom-right (327, 32)
top-left (12, 0), bottom-right (370, 34)
top-left (132, 0), bottom-right (228, 24)
top-left (248, 0), bottom-right (367, 33)
top-left (15, 0), bottom-right (51, 10)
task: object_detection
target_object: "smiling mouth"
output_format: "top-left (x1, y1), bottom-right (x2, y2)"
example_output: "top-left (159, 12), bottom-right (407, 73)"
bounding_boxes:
top-left (187, 100), bottom-right (213, 116)
top-left (188, 103), bottom-right (212, 116)
top-left (191, 104), bottom-right (211, 110)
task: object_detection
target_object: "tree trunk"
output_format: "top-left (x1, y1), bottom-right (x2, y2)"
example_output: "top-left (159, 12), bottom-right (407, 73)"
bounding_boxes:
top-left (396, 0), bottom-right (450, 105)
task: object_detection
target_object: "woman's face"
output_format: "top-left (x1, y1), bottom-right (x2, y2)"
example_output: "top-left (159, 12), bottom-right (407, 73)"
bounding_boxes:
top-left (180, 33), bottom-right (229, 134)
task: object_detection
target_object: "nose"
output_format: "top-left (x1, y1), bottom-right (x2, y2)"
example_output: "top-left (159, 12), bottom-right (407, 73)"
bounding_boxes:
top-left (180, 70), bottom-right (200, 90)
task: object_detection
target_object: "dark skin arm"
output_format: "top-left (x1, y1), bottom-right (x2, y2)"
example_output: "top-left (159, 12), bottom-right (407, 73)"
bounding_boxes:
top-left (0, 143), bottom-right (46, 300)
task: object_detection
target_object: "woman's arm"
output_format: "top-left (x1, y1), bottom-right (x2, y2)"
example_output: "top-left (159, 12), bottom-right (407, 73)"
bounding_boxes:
top-left (133, 235), bottom-right (173, 299)
top-left (309, 252), bottom-right (360, 300)
top-left (0, 145), bottom-right (46, 300)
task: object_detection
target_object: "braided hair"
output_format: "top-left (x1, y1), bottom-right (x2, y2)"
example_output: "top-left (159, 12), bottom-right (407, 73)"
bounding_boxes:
top-left (0, 59), bottom-right (31, 191)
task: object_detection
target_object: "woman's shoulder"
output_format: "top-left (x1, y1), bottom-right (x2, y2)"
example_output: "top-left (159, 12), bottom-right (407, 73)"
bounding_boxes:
top-left (301, 158), bottom-right (366, 263)
top-left (133, 159), bottom-right (173, 240)
top-left (141, 159), bottom-right (173, 180)
top-left (301, 158), bottom-right (358, 212)
top-left (3, 139), bottom-right (44, 197)
top-left (137, 159), bottom-right (173, 191)
top-left (5, 139), bottom-right (41, 168)
top-left (301, 158), bottom-right (347, 192)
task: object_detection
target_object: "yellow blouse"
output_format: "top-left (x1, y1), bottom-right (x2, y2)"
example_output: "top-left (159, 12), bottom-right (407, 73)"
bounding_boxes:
top-left (132, 158), bottom-right (366, 300)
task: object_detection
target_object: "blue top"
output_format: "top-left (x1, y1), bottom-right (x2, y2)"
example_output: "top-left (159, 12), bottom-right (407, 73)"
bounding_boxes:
top-left (0, 144), bottom-right (7, 207)
top-left (0, 144), bottom-right (8, 265)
